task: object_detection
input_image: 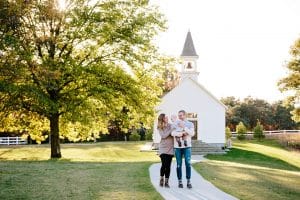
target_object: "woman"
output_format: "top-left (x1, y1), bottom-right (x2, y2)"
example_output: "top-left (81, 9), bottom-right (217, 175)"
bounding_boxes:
top-left (157, 113), bottom-right (174, 188)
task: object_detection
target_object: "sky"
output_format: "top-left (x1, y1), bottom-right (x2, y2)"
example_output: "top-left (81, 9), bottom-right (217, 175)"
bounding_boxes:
top-left (151, 0), bottom-right (300, 103)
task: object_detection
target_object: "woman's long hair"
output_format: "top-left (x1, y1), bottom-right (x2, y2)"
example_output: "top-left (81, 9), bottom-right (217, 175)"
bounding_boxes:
top-left (157, 113), bottom-right (166, 130)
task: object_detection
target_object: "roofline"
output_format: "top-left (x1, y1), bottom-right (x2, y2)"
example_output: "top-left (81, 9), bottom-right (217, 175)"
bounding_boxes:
top-left (188, 78), bottom-right (228, 109)
top-left (160, 78), bottom-right (228, 110)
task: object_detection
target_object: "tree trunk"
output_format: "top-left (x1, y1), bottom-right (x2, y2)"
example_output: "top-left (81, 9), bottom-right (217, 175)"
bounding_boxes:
top-left (50, 113), bottom-right (61, 158)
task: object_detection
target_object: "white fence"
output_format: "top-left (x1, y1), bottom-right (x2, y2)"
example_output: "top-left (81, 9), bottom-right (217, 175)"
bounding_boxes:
top-left (0, 137), bottom-right (27, 145)
top-left (232, 130), bottom-right (300, 137)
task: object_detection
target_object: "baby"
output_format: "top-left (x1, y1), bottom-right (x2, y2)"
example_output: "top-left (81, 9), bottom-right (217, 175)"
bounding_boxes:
top-left (170, 114), bottom-right (188, 147)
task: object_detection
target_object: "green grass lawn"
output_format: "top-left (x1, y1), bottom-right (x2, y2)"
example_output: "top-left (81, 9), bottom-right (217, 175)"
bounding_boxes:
top-left (0, 142), bottom-right (162, 200)
top-left (193, 139), bottom-right (300, 200)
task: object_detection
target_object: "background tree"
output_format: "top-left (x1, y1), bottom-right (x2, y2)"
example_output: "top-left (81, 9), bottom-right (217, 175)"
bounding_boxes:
top-left (278, 37), bottom-right (300, 122)
top-left (160, 61), bottom-right (179, 94)
top-left (221, 96), bottom-right (240, 130)
top-left (272, 101), bottom-right (298, 130)
top-left (233, 97), bottom-right (274, 129)
top-left (225, 126), bottom-right (232, 148)
top-left (0, 0), bottom-right (168, 158)
top-left (225, 126), bottom-right (232, 141)
top-left (236, 121), bottom-right (247, 140)
top-left (222, 97), bottom-right (298, 131)
top-left (253, 120), bottom-right (264, 140)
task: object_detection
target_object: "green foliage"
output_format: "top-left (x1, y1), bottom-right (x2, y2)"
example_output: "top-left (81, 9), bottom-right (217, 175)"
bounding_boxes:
top-left (253, 120), bottom-right (265, 140)
top-left (272, 101), bottom-right (298, 129)
top-left (278, 38), bottom-right (300, 122)
top-left (129, 130), bottom-right (141, 141)
top-left (0, 0), bottom-right (169, 157)
top-left (236, 122), bottom-right (247, 140)
top-left (225, 126), bottom-right (232, 140)
top-left (160, 61), bottom-right (180, 94)
top-left (221, 97), bottom-right (299, 130)
top-left (145, 129), bottom-right (153, 141)
top-left (0, 111), bottom-right (49, 143)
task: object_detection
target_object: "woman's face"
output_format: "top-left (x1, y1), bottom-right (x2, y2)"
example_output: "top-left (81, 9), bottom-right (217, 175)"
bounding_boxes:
top-left (163, 116), bottom-right (168, 123)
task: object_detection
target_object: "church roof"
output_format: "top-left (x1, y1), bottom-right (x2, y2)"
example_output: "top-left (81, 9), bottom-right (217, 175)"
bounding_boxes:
top-left (181, 31), bottom-right (198, 57)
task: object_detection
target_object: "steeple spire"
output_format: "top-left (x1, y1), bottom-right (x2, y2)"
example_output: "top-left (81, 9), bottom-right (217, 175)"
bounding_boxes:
top-left (179, 31), bottom-right (199, 82)
top-left (181, 31), bottom-right (198, 57)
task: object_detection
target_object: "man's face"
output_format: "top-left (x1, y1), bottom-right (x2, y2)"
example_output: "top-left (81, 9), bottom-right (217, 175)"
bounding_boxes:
top-left (178, 112), bottom-right (185, 120)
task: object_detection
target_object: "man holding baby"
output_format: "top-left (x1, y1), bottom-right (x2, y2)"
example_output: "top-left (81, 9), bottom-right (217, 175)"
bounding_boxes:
top-left (171, 110), bottom-right (195, 189)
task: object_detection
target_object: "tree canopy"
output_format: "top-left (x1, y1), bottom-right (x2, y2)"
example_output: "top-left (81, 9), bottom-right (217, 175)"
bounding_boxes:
top-left (278, 37), bottom-right (300, 122)
top-left (0, 0), bottom-right (169, 157)
top-left (221, 96), bottom-right (299, 131)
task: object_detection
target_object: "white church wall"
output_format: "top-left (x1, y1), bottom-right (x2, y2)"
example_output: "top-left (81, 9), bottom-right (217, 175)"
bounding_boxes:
top-left (153, 79), bottom-right (226, 145)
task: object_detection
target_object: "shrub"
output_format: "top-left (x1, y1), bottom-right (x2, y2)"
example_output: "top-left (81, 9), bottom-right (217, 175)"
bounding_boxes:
top-left (225, 126), bottom-right (232, 140)
top-left (236, 122), bottom-right (247, 140)
top-left (129, 131), bottom-right (141, 141)
top-left (145, 130), bottom-right (153, 141)
top-left (253, 120), bottom-right (265, 140)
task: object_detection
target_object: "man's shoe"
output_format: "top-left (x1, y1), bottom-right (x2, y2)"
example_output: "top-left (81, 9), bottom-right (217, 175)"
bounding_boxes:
top-left (178, 181), bottom-right (183, 188)
top-left (187, 180), bottom-right (192, 189)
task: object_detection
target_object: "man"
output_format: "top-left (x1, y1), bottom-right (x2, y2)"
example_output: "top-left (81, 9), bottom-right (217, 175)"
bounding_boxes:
top-left (171, 110), bottom-right (195, 189)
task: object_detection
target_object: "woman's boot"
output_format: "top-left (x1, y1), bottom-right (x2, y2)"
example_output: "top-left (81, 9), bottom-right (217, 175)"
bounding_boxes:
top-left (165, 178), bottom-right (170, 188)
top-left (159, 176), bottom-right (164, 187)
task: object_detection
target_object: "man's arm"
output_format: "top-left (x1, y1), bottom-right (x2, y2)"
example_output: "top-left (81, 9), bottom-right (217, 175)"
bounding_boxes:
top-left (171, 130), bottom-right (183, 137)
top-left (183, 123), bottom-right (195, 137)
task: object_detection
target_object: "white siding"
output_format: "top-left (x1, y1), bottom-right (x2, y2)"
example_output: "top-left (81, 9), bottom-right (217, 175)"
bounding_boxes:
top-left (153, 78), bottom-right (226, 145)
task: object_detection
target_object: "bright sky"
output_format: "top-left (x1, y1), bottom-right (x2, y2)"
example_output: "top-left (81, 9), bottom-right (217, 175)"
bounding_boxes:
top-left (151, 0), bottom-right (300, 103)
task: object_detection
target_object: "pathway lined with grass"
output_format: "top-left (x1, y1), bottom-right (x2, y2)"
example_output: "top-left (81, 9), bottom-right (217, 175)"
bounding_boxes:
top-left (149, 157), bottom-right (238, 200)
top-left (193, 139), bottom-right (300, 200)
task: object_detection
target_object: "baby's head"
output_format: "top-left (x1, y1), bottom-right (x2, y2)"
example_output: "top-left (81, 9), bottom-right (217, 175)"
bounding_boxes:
top-left (170, 114), bottom-right (177, 123)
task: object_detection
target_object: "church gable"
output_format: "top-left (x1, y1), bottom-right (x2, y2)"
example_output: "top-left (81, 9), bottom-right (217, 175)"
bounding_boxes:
top-left (160, 78), bottom-right (226, 110)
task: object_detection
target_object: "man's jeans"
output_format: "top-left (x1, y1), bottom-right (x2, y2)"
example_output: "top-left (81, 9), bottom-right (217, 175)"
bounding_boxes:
top-left (174, 147), bottom-right (191, 180)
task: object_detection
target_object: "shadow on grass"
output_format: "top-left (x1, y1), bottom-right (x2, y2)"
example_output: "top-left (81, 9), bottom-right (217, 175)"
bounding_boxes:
top-left (206, 148), bottom-right (300, 171)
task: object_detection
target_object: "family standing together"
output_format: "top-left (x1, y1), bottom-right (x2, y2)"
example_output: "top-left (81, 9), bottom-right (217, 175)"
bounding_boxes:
top-left (157, 110), bottom-right (195, 189)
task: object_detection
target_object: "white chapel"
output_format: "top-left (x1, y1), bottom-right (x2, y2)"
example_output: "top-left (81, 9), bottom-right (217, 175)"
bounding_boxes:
top-left (153, 31), bottom-right (227, 148)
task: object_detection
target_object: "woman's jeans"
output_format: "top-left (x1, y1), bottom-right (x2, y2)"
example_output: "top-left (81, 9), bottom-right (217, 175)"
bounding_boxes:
top-left (175, 147), bottom-right (191, 180)
top-left (160, 154), bottom-right (173, 178)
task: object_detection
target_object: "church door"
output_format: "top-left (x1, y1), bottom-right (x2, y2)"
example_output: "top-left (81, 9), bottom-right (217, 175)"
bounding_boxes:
top-left (187, 113), bottom-right (198, 140)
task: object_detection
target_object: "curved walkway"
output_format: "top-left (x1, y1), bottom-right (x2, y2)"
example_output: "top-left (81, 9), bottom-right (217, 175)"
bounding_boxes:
top-left (149, 156), bottom-right (238, 200)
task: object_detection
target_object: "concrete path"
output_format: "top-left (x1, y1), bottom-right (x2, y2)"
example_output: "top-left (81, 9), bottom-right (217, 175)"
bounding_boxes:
top-left (149, 156), bottom-right (238, 200)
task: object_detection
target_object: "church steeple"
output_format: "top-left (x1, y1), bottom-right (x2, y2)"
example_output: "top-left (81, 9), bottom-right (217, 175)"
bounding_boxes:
top-left (180, 31), bottom-right (199, 82)
top-left (181, 31), bottom-right (198, 57)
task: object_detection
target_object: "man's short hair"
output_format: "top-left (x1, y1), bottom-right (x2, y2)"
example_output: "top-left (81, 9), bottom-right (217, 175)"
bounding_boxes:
top-left (178, 110), bottom-right (186, 115)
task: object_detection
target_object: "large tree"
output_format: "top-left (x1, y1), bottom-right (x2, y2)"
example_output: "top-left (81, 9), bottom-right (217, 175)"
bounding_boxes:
top-left (0, 0), bottom-right (167, 158)
top-left (278, 37), bottom-right (300, 122)
top-left (272, 101), bottom-right (298, 130)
